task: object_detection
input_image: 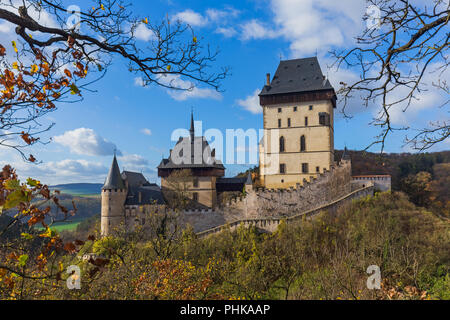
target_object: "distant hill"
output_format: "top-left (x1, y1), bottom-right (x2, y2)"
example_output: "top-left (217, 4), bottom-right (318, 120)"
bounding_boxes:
top-left (49, 183), bottom-right (103, 196)
top-left (334, 149), bottom-right (450, 190)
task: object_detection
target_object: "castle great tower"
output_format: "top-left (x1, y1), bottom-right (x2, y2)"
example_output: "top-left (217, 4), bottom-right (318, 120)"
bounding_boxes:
top-left (259, 57), bottom-right (336, 189)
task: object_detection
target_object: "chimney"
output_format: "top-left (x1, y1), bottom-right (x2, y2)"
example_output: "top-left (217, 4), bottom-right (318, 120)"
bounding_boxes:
top-left (138, 191), bottom-right (142, 203)
top-left (266, 73), bottom-right (270, 86)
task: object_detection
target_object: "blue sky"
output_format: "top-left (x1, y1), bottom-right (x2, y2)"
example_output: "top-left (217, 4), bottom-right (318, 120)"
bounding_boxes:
top-left (0, 0), bottom-right (448, 185)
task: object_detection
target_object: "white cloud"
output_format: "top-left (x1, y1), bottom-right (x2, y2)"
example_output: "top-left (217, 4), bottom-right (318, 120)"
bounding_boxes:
top-left (0, 156), bottom-right (108, 184)
top-left (158, 74), bottom-right (222, 101)
top-left (141, 128), bottom-right (152, 136)
top-left (206, 8), bottom-right (240, 22)
top-left (134, 23), bottom-right (155, 41)
top-left (215, 26), bottom-right (237, 38)
top-left (53, 128), bottom-right (120, 156)
top-left (383, 64), bottom-right (450, 126)
top-left (236, 89), bottom-right (262, 114)
top-left (171, 7), bottom-right (239, 29)
top-left (0, 21), bottom-right (13, 33)
top-left (238, 0), bottom-right (365, 56)
top-left (240, 20), bottom-right (278, 41)
top-left (172, 9), bottom-right (207, 27)
top-left (134, 77), bottom-right (146, 87)
top-left (134, 75), bottom-right (221, 101)
top-left (118, 154), bottom-right (152, 173)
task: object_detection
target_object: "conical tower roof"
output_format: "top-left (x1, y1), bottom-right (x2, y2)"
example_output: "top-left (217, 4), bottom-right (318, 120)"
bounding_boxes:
top-left (102, 155), bottom-right (125, 190)
top-left (341, 147), bottom-right (351, 161)
top-left (189, 111), bottom-right (195, 142)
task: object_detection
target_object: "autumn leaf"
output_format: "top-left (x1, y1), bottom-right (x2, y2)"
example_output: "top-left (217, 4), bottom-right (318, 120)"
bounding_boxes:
top-left (193, 36), bottom-right (197, 43)
top-left (166, 65), bottom-right (171, 71)
top-left (18, 254), bottom-right (29, 267)
top-left (100, 3), bottom-right (105, 10)
top-left (4, 179), bottom-right (20, 190)
top-left (4, 190), bottom-right (26, 209)
top-left (28, 154), bottom-right (36, 162)
top-left (64, 69), bottom-right (72, 78)
top-left (40, 227), bottom-right (56, 238)
top-left (30, 64), bottom-right (39, 74)
top-left (69, 83), bottom-right (80, 95)
top-left (0, 44), bottom-right (5, 56)
top-left (67, 35), bottom-right (75, 48)
top-left (26, 177), bottom-right (40, 187)
top-left (21, 132), bottom-right (35, 145)
top-left (64, 242), bottom-right (76, 253)
top-left (142, 17), bottom-right (148, 24)
top-left (12, 62), bottom-right (19, 70)
top-left (11, 41), bottom-right (17, 53)
top-left (21, 233), bottom-right (33, 240)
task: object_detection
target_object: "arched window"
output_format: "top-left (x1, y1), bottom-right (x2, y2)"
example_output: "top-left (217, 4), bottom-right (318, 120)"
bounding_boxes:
top-left (300, 135), bottom-right (306, 151)
top-left (280, 136), bottom-right (285, 153)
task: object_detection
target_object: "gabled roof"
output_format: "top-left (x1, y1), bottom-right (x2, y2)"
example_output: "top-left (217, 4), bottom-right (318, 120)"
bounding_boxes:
top-left (259, 57), bottom-right (334, 96)
top-left (102, 155), bottom-right (125, 190)
top-left (124, 184), bottom-right (165, 205)
top-left (122, 171), bottom-right (147, 187)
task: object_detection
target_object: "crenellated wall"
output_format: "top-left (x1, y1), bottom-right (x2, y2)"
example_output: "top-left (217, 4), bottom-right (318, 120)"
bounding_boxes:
top-left (220, 159), bottom-right (352, 220)
top-left (197, 183), bottom-right (374, 238)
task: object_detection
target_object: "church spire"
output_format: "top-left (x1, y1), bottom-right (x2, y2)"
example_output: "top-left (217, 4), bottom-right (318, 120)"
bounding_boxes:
top-left (189, 110), bottom-right (195, 142)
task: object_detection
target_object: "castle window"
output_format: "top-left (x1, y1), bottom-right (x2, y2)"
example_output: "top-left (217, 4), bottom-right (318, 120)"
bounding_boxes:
top-left (280, 163), bottom-right (286, 174)
top-left (287, 118), bottom-right (291, 127)
top-left (193, 192), bottom-right (199, 202)
top-left (300, 135), bottom-right (306, 151)
top-left (305, 117), bottom-right (308, 126)
top-left (309, 105), bottom-right (313, 110)
top-left (279, 136), bottom-right (285, 152)
top-left (302, 163), bottom-right (308, 173)
top-left (278, 108), bottom-right (282, 113)
top-left (319, 112), bottom-right (330, 126)
top-left (193, 178), bottom-right (199, 188)
top-left (278, 119), bottom-right (281, 128)
top-left (294, 106), bottom-right (297, 112)
top-left (316, 166), bottom-right (320, 173)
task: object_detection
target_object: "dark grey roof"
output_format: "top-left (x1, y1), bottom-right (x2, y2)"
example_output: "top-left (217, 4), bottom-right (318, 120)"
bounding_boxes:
top-left (259, 57), bottom-right (334, 96)
top-left (217, 177), bottom-right (247, 184)
top-left (217, 173), bottom-right (252, 186)
top-left (125, 184), bottom-right (165, 205)
top-left (103, 155), bottom-right (125, 190)
top-left (341, 147), bottom-right (351, 161)
top-left (216, 175), bottom-right (251, 193)
top-left (122, 171), bottom-right (147, 187)
top-left (157, 136), bottom-right (224, 170)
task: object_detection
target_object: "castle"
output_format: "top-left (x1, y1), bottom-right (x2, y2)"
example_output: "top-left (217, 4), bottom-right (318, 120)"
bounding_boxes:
top-left (100, 57), bottom-right (386, 236)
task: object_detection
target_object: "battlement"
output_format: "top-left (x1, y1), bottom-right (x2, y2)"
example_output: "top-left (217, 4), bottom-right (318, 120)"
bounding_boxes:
top-left (223, 159), bottom-right (350, 204)
top-left (219, 159), bottom-right (352, 220)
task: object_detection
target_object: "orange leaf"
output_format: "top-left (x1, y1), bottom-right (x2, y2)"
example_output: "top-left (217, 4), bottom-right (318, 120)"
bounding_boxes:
top-left (64, 242), bottom-right (76, 253)
top-left (64, 69), bottom-right (72, 78)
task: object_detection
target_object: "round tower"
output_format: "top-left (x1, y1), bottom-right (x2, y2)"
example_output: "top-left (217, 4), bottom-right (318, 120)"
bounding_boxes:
top-left (101, 155), bottom-right (127, 236)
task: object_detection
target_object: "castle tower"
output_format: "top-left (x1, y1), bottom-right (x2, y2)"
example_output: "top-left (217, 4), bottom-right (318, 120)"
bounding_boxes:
top-left (157, 112), bottom-right (225, 208)
top-left (259, 57), bottom-right (336, 189)
top-left (101, 154), bottom-right (127, 236)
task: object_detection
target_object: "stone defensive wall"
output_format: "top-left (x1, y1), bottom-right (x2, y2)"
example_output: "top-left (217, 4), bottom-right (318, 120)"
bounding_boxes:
top-left (196, 183), bottom-right (374, 238)
top-left (220, 159), bottom-right (353, 220)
